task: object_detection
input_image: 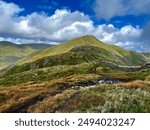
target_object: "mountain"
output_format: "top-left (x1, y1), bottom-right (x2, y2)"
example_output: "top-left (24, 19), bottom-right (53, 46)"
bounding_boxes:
top-left (0, 41), bottom-right (51, 69)
top-left (19, 35), bottom-right (147, 65)
top-left (14, 35), bottom-right (146, 66)
top-left (1, 35), bottom-right (148, 76)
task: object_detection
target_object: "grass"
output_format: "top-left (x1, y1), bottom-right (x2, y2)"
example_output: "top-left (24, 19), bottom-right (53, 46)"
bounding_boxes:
top-left (0, 69), bottom-right (150, 113)
top-left (142, 53), bottom-right (150, 59)
top-left (27, 90), bottom-right (78, 113)
top-left (146, 75), bottom-right (150, 81)
top-left (0, 73), bottom-right (100, 112)
top-left (1, 62), bottom-right (150, 87)
top-left (59, 81), bottom-right (150, 113)
top-left (0, 63), bottom-right (99, 86)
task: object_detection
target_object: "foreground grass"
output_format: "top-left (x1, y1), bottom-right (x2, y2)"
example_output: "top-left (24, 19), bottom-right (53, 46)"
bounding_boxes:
top-left (0, 63), bottom-right (150, 113)
top-left (0, 78), bottom-right (150, 113)
top-left (59, 81), bottom-right (150, 113)
top-left (0, 74), bottom-right (99, 112)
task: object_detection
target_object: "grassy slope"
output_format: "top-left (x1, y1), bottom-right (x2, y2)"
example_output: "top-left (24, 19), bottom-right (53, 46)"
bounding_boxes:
top-left (0, 41), bottom-right (51, 68)
top-left (19, 35), bottom-right (147, 66)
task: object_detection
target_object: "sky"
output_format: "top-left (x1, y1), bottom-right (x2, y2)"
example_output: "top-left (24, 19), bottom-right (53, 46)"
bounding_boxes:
top-left (0, 0), bottom-right (150, 52)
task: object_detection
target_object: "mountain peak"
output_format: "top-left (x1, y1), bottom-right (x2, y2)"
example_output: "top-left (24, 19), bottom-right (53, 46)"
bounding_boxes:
top-left (70, 35), bottom-right (100, 42)
top-left (79, 35), bottom-right (97, 39)
top-left (64, 35), bottom-right (103, 47)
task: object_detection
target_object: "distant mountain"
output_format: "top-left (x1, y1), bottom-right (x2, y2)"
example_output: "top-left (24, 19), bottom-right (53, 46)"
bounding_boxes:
top-left (4, 35), bottom-right (148, 75)
top-left (0, 41), bottom-right (51, 69)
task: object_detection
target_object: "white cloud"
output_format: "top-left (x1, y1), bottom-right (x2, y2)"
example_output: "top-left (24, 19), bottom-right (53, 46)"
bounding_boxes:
top-left (0, 0), bottom-right (149, 52)
top-left (94, 0), bottom-right (150, 20)
top-left (0, 0), bottom-right (94, 42)
top-left (93, 24), bottom-right (142, 51)
top-left (0, 0), bottom-right (23, 16)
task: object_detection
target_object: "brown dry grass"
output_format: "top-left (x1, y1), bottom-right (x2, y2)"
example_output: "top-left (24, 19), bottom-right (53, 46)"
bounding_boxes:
top-left (0, 73), bottom-right (150, 113)
top-left (116, 80), bottom-right (150, 89)
top-left (27, 89), bottom-right (78, 113)
top-left (0, 73), bottom-right (99, 112)
top-left (60, 90), bottom-right (105, 112)
top-left (0, 81), bottom-right (60, 112)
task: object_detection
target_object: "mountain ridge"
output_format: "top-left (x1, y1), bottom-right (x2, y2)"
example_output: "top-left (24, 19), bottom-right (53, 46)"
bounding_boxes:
top-left (18, 35), bottom-right (148, 66)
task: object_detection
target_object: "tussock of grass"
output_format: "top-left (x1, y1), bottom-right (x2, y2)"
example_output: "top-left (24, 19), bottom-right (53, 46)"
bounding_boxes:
top-left (60, 90), bottom-right (105, 112)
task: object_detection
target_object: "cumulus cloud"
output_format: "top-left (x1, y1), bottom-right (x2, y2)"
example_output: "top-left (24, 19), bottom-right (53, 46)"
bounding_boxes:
top-left (93, 24), bottom-right (142, 51)
top-left (0, 0), bottom-right (94, 42)
top-left (137, 22), bottom-right (150, 52)
top-left (94, 0), bottom-right (150, 19)
top-left (0, 0), bottom-right (149, 52)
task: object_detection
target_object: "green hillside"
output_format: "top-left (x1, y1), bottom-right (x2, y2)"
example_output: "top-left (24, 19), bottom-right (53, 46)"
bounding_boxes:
top-left (18, 35), bottom-right (147, 66)
top-left (0, 41), bottom-right (51, 69)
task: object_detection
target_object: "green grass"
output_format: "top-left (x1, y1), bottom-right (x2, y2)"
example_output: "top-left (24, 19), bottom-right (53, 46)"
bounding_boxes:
top-left (1, 61), bottom-right (150, 87)
top-left (0, 63), bottom-right (98, 86)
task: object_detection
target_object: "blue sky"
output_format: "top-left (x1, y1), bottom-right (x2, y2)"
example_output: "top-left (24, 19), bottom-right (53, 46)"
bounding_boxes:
top-left (0, 0), bottom-right (150, 52)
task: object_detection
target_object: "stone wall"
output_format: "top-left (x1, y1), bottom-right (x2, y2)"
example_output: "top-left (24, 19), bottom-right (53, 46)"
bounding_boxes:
top-left (99, 61), bottom-right (150, 72)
